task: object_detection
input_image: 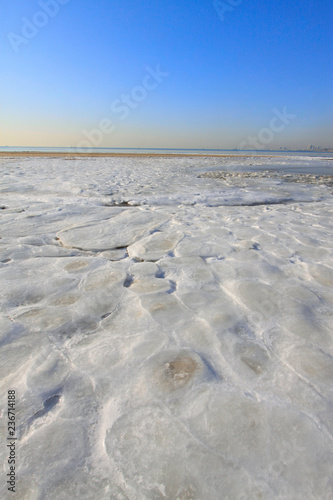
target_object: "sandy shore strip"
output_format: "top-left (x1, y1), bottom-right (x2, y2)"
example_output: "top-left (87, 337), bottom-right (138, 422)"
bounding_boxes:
top-left (0, 151), bottom-right (278, 159)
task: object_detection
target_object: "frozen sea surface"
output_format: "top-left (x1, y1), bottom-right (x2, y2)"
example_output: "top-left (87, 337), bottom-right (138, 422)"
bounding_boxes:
top-left (0, 155), bottom-right (333, 499)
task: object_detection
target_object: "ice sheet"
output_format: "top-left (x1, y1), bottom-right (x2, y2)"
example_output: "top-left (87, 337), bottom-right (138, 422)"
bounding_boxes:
top-left (0, 155), bottom-right (332, 499)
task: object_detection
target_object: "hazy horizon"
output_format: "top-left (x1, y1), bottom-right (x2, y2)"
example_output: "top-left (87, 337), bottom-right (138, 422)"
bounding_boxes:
top-left (1, 145), bottom-right (333, 152)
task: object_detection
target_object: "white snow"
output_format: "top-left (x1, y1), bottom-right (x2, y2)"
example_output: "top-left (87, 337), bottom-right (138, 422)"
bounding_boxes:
top-left (0, 154), bottom-right (333, 499)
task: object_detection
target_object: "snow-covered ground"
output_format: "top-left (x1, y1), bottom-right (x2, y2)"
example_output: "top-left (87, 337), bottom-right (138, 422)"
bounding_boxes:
top-left (0, 155), bottom-right (333, 499)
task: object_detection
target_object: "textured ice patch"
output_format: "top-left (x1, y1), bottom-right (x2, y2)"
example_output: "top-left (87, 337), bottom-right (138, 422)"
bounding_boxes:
top-left (1, 155), bottom-right (333, 499)
top-left (57, 210), bottom-right (168, 251)
top-left (128, 230), bottom-right (183, 261)
top-left (104, 404), bottom-right (270, 499)
top-left (183, 388), bottom-right (333, 498)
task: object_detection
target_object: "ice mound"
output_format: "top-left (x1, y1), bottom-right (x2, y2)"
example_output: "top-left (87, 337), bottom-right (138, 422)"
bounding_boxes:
top-left (128, 230), bottom-right (183, 261)
top-left (57, 210), bottom-right (169, 251)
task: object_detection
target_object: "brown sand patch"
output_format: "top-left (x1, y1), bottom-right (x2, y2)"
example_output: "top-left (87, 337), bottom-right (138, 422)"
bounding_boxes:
top-left (161, 355), bottom-right (199, 390)
top-left (0, 152), bottom-right (277, 159)
top-left (64, 260), bottom-right (89, 271)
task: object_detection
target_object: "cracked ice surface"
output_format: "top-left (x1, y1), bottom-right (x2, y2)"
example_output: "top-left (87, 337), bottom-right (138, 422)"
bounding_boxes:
top-left (0, 155), bottom-right (333, 499)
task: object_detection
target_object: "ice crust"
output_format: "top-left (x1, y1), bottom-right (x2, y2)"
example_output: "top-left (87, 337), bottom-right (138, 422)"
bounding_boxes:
top-left (0, 155), bottom-right (333, 499)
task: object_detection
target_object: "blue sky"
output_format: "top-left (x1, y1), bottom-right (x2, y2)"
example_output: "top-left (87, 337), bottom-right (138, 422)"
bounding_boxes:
top-left (1, 0), bottom-right (332, 149)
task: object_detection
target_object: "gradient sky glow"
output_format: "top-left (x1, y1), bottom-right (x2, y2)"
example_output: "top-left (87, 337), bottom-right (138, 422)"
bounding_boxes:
top-left (1, 0), bottom-right (332, 149)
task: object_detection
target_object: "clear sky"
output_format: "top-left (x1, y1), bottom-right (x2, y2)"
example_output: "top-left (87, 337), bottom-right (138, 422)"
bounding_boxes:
top-left (1, 0), bottom-right (332, 149)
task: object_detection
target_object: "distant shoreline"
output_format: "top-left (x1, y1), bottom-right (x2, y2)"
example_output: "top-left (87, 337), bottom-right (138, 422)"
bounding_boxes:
top-left (0, 152), bottom-right (280, 159)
